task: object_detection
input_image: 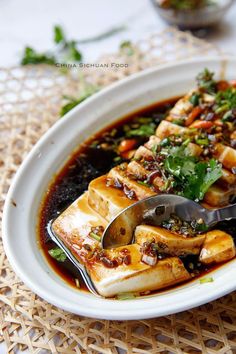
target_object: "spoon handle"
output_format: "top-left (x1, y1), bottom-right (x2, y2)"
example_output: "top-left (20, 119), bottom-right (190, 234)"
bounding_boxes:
top-left (209, 203), bottom-right (236, 225)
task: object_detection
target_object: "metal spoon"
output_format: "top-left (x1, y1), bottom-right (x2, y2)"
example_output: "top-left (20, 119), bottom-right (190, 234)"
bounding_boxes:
top-left (102, 194), bottom-right (236, 249)
top-left (47, 220), bottom-right (100, 297)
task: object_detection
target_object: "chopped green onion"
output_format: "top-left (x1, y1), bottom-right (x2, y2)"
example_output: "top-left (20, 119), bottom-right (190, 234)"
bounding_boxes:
top-left (117, 292), bottom-right (137, 300)
top-left (137, 180), bottom-right (150, 187)
top-left (113, 156), bottom-right (122, 162)
top-left (222, 110), bottom-right (233, 122)
top-left (151, 144), bottom-right (158, 154)
top-left (75, 278), bottom-right (80, 288)
top-left (200, 277), bottom-right (214, 284)
top-left (48, 247), bottom-right (67, 262)
top-left (89, 232), bottom-right (101, 242)
top-left (196, 137), bottom-right (209, 146)
top-left (182, 138), bottom-right (191, 146)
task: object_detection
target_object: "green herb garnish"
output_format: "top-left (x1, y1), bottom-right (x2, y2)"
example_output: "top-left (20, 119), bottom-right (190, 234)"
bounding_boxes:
top-left (120, 40), bottom-right (135, 56)
top-left (48, 247), bottom-right (67, 262)
top-left (200, 277), bottom-right (214, 284)
top-left (21, 47), bottom-right (56, 65)
top-left (21, 25), bottom-right (82, 65)
top-left (189, 93), bottom-right (200, 106)
top-left (197, 68), bottom-right (216, 94)
top-left (54, 25), bottom-right (65, 44)
top-left (89, 232), bottom-right (101, 242)
top-left (116, 292), bottom-right (137, 300)
top-left (126, 123), bottom-right (155, 137)
top-left (215, 87), bottom-right (236, 121)
top-left (164, 145), bottom-right (222, 201)
top-left (60, 85), bottom-right (98, 116)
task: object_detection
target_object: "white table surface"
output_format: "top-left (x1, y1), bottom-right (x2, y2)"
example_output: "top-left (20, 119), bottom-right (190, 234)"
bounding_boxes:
top-left (1, 0), bottom-right (236, 352)
top-left (1, 0), bottom-right (236, 68)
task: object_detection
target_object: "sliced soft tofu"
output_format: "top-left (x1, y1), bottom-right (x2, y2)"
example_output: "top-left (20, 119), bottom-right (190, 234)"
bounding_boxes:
top-left (144, 135), bottom-right (161, 150)
top-left (218, 168), bottom-right (236, 187)
top-left (52, 192), bottom-right (107, 263)
top-left (87, 244), bottom-right (190, 297)
top-left (204, 185), bottom-right (236, 207)
top-left (88, 175), bottom-right (133, 221)
top-left (127, 160), bottom-right (165, 190)
top-left (107, 165), bottom-right (155, 200)
top-left (127, 160), bottom-right (148, 180)
top-left (214, 143), bottom-right (236, 170)
top-left (199, 230), bottom-right (235, 265)
top-left (167, 95), bottom-right (193, 121)
top-left (155, 121), bottom-right (188, 139)
top-left (134, 145), bottom-right (155, 160)
top-left (135, 225), bottom-right (205, 256)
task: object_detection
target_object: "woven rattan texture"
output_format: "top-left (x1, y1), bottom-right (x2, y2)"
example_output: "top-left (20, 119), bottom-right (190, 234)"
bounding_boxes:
top-left (0, 28), bottom-right (236, 354)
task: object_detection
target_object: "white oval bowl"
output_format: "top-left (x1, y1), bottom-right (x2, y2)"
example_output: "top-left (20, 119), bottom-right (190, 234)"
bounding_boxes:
top-left (3, 57), bottom-right (236, 320)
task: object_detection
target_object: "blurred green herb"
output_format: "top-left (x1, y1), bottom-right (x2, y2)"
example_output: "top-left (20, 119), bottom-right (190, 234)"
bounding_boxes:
top-left (196, 68), bottom-right (216, 94)
top-left (21, 24), bottom-right (129, 66)
top-left (21, 25), bottom-right (83, 65)
top-left (60, 84), bottom-right (99, 116)
top-left (126, 123), bottom-right (155, 137)
top-left (54, 25), bottom-right (65, 44)
top-left (21, 47), bottom-right (56, 65)
top-left (120, 40), bottom-right (135, 56)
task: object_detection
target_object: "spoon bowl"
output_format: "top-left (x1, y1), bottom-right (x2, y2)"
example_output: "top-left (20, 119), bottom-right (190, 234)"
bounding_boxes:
top-left (102, 194), bottom-right (236, 249)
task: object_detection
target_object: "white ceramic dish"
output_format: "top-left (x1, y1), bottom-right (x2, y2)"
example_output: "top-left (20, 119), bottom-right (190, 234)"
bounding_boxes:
top-left (3, 57), bottom-right (236, 320)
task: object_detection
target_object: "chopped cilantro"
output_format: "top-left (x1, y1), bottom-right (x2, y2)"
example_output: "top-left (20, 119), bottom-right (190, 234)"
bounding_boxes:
top-left (197, 68), bottom-right (216, 94)
top-left (21, 47), bottom-right (56, 65)
top-left (60, 85), bottom-right (98, 116)
top-left (215, 87), bottom-right (236, 121)
top-left (164, 145), bottom-right (222, 201)
top-left (189, 93), bottom-right (200, 106)
top-left (54, 25), bottom-right (65, 44)
top-left (21, 25), bottom-right (82, 66)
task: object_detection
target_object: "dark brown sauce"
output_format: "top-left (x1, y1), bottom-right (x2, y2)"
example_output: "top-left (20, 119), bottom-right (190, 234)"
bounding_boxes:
top-left (38, 96), bottom-right (236, 296)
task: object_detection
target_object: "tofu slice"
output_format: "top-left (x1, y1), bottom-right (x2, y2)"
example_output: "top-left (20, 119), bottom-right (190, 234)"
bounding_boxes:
top-left (107, 165), bottom-right (155, 200)
top-left (214, 143), bottom-right (236, 170)
top-left (52, 192), bottom-right (107, 263)
top-left (135, 225), bottom-right (205, 256)
top-left (127, 160), bottom-right (165, 190)
top-left (144, 135), bottom-right (161, 150)
top-left (204, 185), bottom-right (236, 207)
top-left (127, 160), bottom-right (147, 180)
top-left (218, 168), bottom-right (236, 187)
top-left (88, 175), bottom-right (133, 221)
top-left (134, 145), bottom-right (155, 160)
top-left (52, 193), bottom-right (190, 297)
top-left (166, 96), bottom-right (193, 124)
top-left (199, 230), bottom-right (235, 265)
top-left (155, 121), bottom-right (188, 139)
top-left (87, 244), bottom-right (190, 297)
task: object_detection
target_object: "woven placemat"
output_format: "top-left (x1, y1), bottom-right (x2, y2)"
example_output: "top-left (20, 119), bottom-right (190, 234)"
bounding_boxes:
top-left (1, 27), bottom-right (236, 354)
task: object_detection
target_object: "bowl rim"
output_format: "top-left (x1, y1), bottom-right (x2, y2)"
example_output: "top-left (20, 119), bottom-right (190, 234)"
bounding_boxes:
top-left (2, 56), bottom-right (236, 320)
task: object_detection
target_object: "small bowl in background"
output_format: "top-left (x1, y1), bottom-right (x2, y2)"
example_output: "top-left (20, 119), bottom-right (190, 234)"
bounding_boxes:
top-left (151, 0), bottom-right (234, 30)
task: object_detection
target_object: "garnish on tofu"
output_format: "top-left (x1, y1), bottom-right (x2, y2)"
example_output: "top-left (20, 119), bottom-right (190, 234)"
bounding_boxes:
top-left (40, 68), bottom-right (236, 298)
top-left (161, 214), bottom-right (208, 237)
top-left (48, 247), bottom-right (67, 262)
